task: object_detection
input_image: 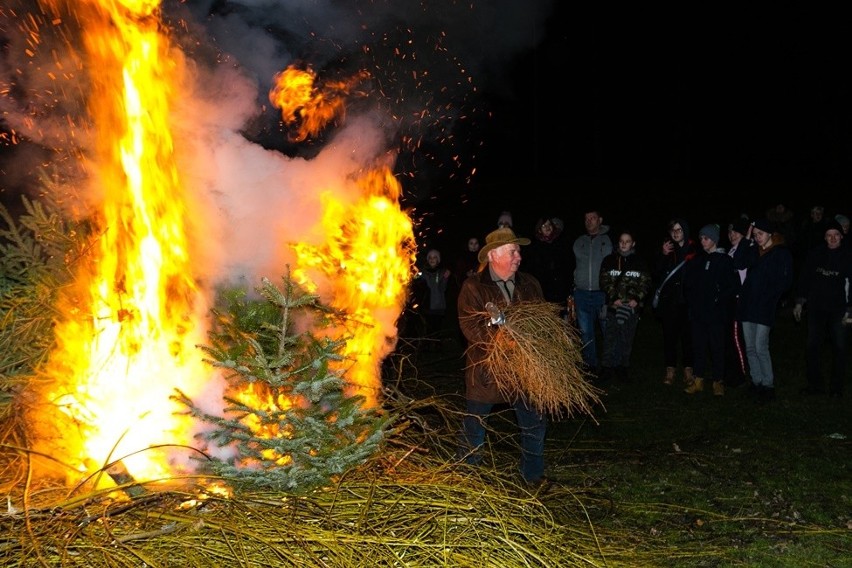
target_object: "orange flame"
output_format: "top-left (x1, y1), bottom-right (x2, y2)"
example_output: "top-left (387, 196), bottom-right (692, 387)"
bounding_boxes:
top-left (292, 166), bottom-right (417, 407)
top-left (270, 66), bottom-right (370, 141)
top-left (33, 0), bottom-right (210, 485)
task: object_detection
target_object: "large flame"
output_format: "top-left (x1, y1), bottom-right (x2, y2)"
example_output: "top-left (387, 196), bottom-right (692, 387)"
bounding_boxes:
top-left (31, 0), bottom-right (210, 484)
top-left (28, 1), bottom-right (415, 486)
top-left (291, 167), bottom-right (416, 408)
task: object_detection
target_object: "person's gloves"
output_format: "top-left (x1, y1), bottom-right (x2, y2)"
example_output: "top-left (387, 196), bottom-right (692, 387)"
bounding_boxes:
top-left (485, 302), bottom-right (505, 326)
top-left (792, 303), bottom-right (803, 322)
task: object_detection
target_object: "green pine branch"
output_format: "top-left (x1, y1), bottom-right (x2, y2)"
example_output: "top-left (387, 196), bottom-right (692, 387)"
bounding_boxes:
top-left (177, 271), bottom-right (392, 494)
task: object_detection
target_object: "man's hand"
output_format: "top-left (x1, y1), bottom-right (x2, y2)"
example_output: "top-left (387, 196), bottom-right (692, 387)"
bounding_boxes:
top-left (793, 303), bottom-right (803, 322)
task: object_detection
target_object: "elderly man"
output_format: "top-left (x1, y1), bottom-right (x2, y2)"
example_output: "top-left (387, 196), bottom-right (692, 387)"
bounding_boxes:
top-left (456, 226), bottom-right (547, 486)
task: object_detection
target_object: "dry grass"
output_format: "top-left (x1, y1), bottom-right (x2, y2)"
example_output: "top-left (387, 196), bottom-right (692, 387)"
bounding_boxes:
top-left (0, 390), bottom-right (667, 568)
top-left (480, 301), bottom-right (604, 420)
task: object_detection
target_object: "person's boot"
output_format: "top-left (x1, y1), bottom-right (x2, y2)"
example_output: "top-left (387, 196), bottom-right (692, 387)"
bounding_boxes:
top-left (684, 377), bottom-right (704, 394)
top-left (712, 380), bottom-right (725, 396)
top-left (663, 366), bottom-right (675, 385)
top-left (683, 366), bottom-right (695, 386)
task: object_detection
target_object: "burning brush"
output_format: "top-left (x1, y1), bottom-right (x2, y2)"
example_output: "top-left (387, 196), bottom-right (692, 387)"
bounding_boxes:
top-left (481, 301), bottom-right (603, 420)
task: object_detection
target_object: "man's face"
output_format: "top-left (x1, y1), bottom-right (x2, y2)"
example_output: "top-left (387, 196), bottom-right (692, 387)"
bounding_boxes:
top-left (699, 235), bottom-right (716, 252)
top-left (618, 234), bottom-right (634, 253)
top-left (584, 212), bottom-right (602, 234)
top-left (825, 229), bottom-right (842, 249)
top-left (491, 244), bottom-right (522, 274)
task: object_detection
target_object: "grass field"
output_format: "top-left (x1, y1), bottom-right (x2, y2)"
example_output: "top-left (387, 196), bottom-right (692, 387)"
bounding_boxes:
top-left (403, 303), bottom-right (851, 567)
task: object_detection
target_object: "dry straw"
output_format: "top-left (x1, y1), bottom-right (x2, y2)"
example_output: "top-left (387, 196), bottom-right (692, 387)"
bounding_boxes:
top-left (478, 301), bottom-right (603, 420)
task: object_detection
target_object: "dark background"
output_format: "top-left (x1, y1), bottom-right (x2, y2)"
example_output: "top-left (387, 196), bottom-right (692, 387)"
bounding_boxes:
top-left (417, 5), bottom-right (852, 259)
top-left (2, 3), bottom-right (850, 263)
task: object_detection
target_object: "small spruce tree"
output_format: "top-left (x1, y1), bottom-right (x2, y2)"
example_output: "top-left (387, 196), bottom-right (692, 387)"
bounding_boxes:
top-left (175, 271), bottom-right (392, 494)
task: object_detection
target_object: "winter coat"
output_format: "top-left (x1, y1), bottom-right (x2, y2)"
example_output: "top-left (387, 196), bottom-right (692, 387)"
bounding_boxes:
top-left (683, 248), bottom-right (739, 323)
top-left (795, 244), bottom-right (852, 312)
top-left (654, 235), bottom-right (699, 314)
top-left (572, 226), bottom-right (612, 291)
top-left (732, 234), bottom-right (793, 326)
top-left (526, 231), bottom-right (573, 305)
top-left (457, 269), bottom-right (544, 403)
top-left (599, 249), bottom-right (652, 307)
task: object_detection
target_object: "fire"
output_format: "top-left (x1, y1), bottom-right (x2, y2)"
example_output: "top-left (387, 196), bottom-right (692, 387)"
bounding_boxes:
top-left (270, 66), bottom-right (370, 142)
top-left (274, 66), bottom-right (417, 409)
top-left (33, 0), bottom-right (211, 485)
top-left (291, 167), bottom-right (416, 407)
top-left (26, 1), bottom-right (415, 486)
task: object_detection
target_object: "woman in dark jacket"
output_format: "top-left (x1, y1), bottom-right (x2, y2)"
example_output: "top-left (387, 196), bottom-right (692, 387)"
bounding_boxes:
top-left (732, 219), bottom-right (793, 401)
top-left (655, 218), bottom-right (699, 386)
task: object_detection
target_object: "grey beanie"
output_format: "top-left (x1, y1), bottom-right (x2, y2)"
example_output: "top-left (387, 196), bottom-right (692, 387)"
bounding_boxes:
top-left (699, 224), bottom-right (720, 244)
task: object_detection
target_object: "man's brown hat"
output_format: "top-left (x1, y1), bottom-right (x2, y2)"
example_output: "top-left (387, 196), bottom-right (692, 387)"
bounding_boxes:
top-left (478, 227), bottom-right (531, 263)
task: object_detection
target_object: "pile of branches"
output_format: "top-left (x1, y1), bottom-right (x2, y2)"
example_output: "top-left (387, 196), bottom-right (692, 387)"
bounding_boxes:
top-left (482, 301), bottom-right (603, 419)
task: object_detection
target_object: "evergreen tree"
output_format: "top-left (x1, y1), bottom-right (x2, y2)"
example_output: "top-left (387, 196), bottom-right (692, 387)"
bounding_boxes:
top-left (175, 271), bottom-right (392, 494)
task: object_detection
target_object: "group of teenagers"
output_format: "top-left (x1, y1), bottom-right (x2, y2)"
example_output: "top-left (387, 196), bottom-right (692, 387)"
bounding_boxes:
top-left (439, 205), bottom-right (851, 487)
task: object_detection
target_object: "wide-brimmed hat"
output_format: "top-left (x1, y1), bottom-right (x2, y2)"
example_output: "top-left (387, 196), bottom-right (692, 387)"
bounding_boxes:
top-left (477, 227), bottom-right (531, 263)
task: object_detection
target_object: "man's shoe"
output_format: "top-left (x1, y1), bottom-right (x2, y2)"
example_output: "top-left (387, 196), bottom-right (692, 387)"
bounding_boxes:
top-left (799, 386), bottom-right (825, 396)
top-left (828, 390), bottom-right (843, 399)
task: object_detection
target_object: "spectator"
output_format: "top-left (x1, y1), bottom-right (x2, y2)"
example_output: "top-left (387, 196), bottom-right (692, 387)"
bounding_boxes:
top-left (572, 208), bottom-right (613, 374)
top-left (798, 205), bottom-right (829, 260)
top-left (497, 210), bottom-right (514, 229)
top-left (412, 248), bottom-right (452, 351)
top-left (598, 229), bottom-right (652, 382)
top-left (765, 202), bottom-right (797, 251)
top-left (453, 235), bottom-right (482, 287)
top-left (793, 219), bottom-right (852, 398)
top-left (732, 219), bottom-right (794, 403)
top-left (655, 218), bottom-right (699, 386)
top-left (835, 214), bottom-right (850, 248)
top-left (683, 224), bottom-right (740, 396)
top-left (725, 219), bottom-right (751, 387)
top-left (525, 216), bottom-right (573, 314)
top-left (456, 227), bottom-right (548, 486)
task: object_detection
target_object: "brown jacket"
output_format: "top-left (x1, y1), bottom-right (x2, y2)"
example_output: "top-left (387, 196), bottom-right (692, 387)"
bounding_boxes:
top-left (457, 269), bottom-right (544, 403)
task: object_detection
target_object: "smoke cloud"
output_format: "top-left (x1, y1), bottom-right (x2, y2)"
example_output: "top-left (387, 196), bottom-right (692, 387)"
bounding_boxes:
top-left (1, 0), bottom-right (555, 287)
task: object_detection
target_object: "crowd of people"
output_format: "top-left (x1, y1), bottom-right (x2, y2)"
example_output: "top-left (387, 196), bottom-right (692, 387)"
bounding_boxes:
top-left (406, 203), bottom-right (851, 487)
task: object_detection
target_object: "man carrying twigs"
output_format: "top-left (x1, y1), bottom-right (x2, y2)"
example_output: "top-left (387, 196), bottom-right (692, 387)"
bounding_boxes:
top-left (456, 227), bottom-right (601, 488)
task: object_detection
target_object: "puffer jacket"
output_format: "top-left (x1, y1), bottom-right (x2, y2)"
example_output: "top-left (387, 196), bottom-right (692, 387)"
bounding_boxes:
top-left (457, 269), bottom-right (544, 403)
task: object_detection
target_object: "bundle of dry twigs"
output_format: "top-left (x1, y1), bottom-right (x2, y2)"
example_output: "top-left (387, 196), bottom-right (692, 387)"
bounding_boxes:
top-left (480, 301), bottom-right (603, 419)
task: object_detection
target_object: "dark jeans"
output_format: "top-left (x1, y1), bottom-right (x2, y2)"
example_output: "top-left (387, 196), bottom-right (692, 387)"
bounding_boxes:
top-left (574, 289), bottom-right (607, 368)
top-left (806, 308), bottom-right (848, 394)
top-left (660, 302), bottom-right (693, 368)
top-left (458, 397), bottom-right (547, 483)
top-left (691, 319), bottom-right (726, 382)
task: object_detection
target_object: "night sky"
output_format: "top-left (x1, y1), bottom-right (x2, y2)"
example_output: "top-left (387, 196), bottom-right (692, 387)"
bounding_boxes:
top-left (2, 3), bottom-right (850, 261)
top-left (428, 5), bottom-right (852, 256)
